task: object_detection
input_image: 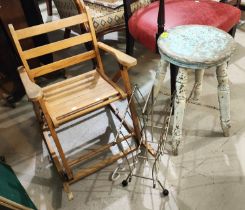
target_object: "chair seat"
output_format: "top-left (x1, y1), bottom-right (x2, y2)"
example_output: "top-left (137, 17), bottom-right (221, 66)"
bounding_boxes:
top-left (43, 70), bottom-right (122, 127)
top-left (128, 0), bottom-right (241, 52)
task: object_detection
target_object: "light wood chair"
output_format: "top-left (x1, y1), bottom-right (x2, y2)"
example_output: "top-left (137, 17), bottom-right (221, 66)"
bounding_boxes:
top-left (9, 2), bottom-right (141, 199)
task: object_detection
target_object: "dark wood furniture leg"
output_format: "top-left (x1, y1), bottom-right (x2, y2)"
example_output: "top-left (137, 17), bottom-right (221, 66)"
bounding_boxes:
top-left (46, 0), bottom-right (52, 16)
top-left (64, 28), bottom-right (71, 39)
top-left (170, 63), bottom-right (178, 114)
top-left (229, 25), bottom-right (237, 37)
top-left (126, 30), bottom-right (135, 55)
top-left (123, 0), bottom-right (135, 55)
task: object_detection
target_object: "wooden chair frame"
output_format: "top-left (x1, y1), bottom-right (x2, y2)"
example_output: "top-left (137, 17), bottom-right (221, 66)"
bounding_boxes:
top-left (0, 196), bottom-right (34, 210)
top-left (9, 3), bottom-right (141, 199)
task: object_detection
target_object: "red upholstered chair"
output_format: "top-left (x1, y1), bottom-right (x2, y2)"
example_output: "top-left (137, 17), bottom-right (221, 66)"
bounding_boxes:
top-left (123, 0), bottom-right (241, 95)
top-left (124, 0), bottom-right (241, 54)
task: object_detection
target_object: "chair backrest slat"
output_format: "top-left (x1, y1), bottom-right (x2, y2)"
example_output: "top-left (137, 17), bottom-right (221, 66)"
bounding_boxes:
top-left (30, 50), bottom-right (96, 78)
top-left (9, 5), bottom-right (104, 82)
top-left (23, 33), bottom-right (93, 60)
top-left (15, 14), bottom-right (88, 40)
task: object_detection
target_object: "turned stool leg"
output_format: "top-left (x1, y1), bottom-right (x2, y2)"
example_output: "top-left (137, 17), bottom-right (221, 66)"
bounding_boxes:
top-left (216, 62), bottom-right (231, 137)
top-left (153, 59), bottom-right (169, 100)
top-left (193, 69), bottom-right (205, 101)
top-left (172, 68), bottom-right (188, 155)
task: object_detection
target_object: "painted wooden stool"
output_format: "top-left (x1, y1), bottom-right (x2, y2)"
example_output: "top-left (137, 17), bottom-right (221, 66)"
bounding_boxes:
top-left (156, 25), bottom-right (236, 155)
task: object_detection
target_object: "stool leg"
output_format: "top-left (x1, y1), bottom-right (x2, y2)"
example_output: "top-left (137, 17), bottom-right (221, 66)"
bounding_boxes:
top-left (153, 59), bottom-right (169, 100)
top-left (193, 69), bottom-right (205, 101)
top-left (216, 62), bottom-right (230, 137)
top-left (172, 68), bottom-right (188, 155)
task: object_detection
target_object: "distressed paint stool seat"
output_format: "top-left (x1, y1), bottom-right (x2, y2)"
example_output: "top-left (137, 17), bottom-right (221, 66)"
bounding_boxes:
top-left (156, 25), bottom-right (236, 155)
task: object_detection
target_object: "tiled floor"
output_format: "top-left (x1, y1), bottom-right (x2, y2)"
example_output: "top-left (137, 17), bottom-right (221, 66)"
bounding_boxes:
top-left (1, 2), bottom-right (245, 210)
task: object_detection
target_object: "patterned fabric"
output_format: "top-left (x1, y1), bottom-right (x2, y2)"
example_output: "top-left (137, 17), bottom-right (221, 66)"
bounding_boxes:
top-left (84, 0), bottom-right (123, 9)
top-left (53, 0), bottom-right (151, 34)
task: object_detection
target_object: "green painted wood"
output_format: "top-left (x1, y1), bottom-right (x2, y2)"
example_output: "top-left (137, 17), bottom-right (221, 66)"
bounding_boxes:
top-left (0, 162), bottom-right (37, 210)
top-left (157, 25), bottom-right (236, 69)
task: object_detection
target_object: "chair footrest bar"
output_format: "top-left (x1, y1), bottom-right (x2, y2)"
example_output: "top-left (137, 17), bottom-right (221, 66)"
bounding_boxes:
top-left (68, 147), bottom-right (137, 184)
top-left (68, 133), bottom-right (135, 167)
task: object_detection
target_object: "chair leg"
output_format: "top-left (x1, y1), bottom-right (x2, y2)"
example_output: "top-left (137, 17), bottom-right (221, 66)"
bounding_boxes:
top-left (39, 102), bottom-right (73, 180)
top-left (47, 122), bottom-right (73, 180)
top-left (193, 69), bottom-right (205, 101)
top-left (32, 102), bottom-right (66, 179)
top-left (64, 28), bottom-right (71, 39)
top-left (170, 64), bottom-right (178, 96)
top-left (170, 63), bottom-right (178, 114)
top-left (63, 182), bottom-right (74, 200)
top-left (42, 130), bottom-right (64, 175)
top-left (32, 102), bottom-right (43, 124)
top-left (171, 68), bottom-right (188, 155)
top-left (46, 0), bottom-right (52, 16)
top-left (126, 32), bottom-right (135, 56)
top-left (216, 62), bottom-right (230, 137)
top-left (228, 25), bottom-right (237, 38)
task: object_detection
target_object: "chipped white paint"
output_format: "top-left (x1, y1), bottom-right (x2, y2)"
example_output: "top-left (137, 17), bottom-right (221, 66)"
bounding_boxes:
top-left (170, 62), bottom-right (231, 154)
top-left (193, 69), bottom-right (205, 101)
top-left (216, 62), bottom-right (230, 137)
top-left (157, 25), bottom-right (236, 69)
top-left (152, 61), bottom-right (204, 102)
top-left (171, 68), bottom-right (188, 155)
top-left (156, 25), bottom-right (236, 155)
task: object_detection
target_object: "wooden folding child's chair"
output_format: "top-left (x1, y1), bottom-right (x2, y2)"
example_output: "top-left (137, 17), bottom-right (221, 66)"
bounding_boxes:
top-left (9, 1), bottom-right (141, 199)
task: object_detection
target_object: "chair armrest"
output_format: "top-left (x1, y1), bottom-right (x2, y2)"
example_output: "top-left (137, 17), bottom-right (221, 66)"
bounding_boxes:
top-left (18, 66), bottom-right (43, 101)
top-left (97, 42), bottom-right (137, 68)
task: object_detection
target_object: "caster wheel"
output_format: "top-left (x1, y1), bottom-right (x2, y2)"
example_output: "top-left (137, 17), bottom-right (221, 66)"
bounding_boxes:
top-left (67, 192), bottom-right (74, 201)
top-left (129, 177), bottom-right (132, 182)
top-left (122, 180), bottom-right (128, 187)
top-left (153, 184), bottom-right (156, 189)
top-left (163, 189), bottom-right (169, 197)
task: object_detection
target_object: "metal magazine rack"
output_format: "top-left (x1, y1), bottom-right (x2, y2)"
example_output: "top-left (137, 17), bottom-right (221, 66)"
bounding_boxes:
top-left (111, 84), bottom-right (175, 197)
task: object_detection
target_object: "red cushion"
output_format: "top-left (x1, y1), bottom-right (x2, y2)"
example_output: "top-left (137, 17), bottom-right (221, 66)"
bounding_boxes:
top-left (128, 0), bottom-right (241, 52)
